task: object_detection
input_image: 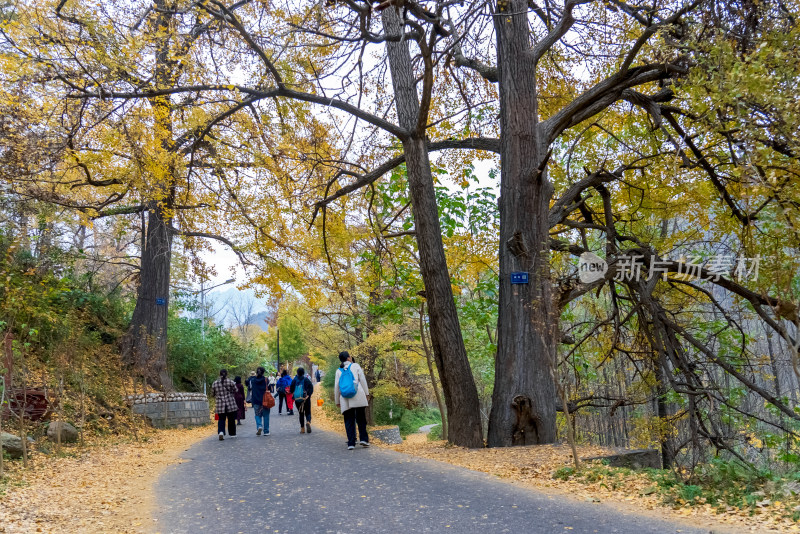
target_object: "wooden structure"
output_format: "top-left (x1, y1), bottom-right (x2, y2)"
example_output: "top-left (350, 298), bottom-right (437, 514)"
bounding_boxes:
top-left (2, 389), bottom-right (51, 422)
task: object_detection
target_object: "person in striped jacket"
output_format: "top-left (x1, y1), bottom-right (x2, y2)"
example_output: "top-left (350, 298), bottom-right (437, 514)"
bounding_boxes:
top-left (211, 369), bottom-right (238, 440)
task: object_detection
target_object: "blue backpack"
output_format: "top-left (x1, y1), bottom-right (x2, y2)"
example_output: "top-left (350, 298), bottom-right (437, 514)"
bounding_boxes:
top-left (339, 364), bottom-right (358, 399)
top-left (293, 377), bottom-right (305, 400)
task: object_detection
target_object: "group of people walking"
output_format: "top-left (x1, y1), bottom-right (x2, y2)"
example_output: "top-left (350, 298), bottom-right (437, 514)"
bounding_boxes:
top-left (211, 367), bottom-right (315, 439)
top-left (209, 351), bottom-right (371, 450)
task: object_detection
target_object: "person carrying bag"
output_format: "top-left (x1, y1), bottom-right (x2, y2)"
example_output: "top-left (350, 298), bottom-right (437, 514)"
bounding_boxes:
top-left (249, 367), bottom-right (271, 436)
top-left (276, 370), bottom-right (293, 415)
top-left (290, 368), bottom-right (314, 434)
top-left (211, 369), bottom-right (238, 440)
top-left (334, 351), bottom-right (370, 450)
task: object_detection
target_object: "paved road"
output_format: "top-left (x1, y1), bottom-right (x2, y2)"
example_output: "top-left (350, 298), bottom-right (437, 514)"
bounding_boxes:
top-left (153, 411), bottom-right (712, 534)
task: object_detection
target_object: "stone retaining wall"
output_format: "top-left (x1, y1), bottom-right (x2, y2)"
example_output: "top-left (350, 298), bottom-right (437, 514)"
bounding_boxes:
top-left (128, 393), bottom-right (210, 428)
top-left (582, 448), bottom-right (661, 469)
top-left (370, 426), bottom-right (402, 445)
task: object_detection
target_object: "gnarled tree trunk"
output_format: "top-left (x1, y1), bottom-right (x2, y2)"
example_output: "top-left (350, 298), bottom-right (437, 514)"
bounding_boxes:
top-left (488, 0), bottom-right (557, 447)
top-left (122, 205), bottom-right (174, 389)
top-left (121, 1), bottom-right (177, 391)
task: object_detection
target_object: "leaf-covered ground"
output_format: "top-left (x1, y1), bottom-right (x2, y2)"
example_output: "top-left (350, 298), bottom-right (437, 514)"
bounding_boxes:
top-left (0, 424), bottom-right (211, 533)
top-left (390, 434), bottom-right (797, 533)
top-left (1, 400), bottom-right (795, 534)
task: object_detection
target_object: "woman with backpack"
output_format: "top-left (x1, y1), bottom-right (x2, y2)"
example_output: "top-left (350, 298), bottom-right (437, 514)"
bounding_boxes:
top-left (334, 351), bottom-right (370, 450)
top-left (249, 367), bottom-right (271, 436)
top-left (290, 368), bottom-right (314, 434)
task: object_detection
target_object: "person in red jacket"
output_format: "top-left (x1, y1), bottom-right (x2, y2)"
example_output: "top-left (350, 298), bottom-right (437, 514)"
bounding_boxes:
top-left (286, 385), bottom-right (294, 415)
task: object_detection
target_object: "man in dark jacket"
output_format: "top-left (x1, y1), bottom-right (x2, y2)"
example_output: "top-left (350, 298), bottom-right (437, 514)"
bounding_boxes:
top-left (249, 367), bottom-right (270, 436)
top-left (290, 368), bottom-right (314, 433)
top-left (246, 370), bottom-right (256, 399)
top-left (276, 370), bottom-right (292, 415)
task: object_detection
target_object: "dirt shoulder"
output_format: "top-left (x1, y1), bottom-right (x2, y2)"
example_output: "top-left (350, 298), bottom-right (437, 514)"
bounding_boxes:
top-left (0, 424), bottom-right (210, 534)
top-left (388, 434), bottom-right (795, 533)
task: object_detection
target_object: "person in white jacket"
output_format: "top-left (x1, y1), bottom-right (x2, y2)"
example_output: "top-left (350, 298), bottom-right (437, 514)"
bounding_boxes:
top-left (334, 351), bottom-right (370, 450)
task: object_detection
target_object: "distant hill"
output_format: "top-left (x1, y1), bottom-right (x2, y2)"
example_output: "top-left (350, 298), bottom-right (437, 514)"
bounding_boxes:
top-left (206, 286), bottom-right (275, 330)
top-left (248, 310), bottom-right (275, 332)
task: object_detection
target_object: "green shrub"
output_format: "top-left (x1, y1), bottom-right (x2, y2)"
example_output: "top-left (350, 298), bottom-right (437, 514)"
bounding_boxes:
top-left (167, 314), bottom-right (263, 392)
top-left (396, 407), bottom-right (441, 436)
top-left (427, 423), bottom-right (443, 441)
top-left (555, 458), bottom-right (800, 520)
top-left (323, 356), bottom-right (339, 390)
top-left (553, 466), bottom-right (576, 480)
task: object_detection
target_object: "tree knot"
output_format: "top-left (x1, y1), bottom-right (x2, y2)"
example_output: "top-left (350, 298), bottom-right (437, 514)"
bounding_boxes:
top-left (512, 395), bottom-right (542, 445)
top-left (506, 231), bottom-right (529, 258)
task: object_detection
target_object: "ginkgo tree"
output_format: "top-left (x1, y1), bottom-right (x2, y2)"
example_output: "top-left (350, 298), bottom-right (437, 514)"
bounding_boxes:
top-left (100, 0), bottom-right (499, 446)
top-left (2, 0), bottom-right (799, 465)
top-left (0, 0), bottom-right (285, 387)
top-left (72, 0), bottom-right (799, 453)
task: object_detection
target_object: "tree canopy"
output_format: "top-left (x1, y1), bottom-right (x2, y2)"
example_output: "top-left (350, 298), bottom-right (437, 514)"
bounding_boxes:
top-left (1, 0), bottom-right (799, 470)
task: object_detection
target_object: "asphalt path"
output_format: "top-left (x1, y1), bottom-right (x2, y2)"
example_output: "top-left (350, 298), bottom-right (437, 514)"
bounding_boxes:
top-left (152, 408), bottom-right (713, 534)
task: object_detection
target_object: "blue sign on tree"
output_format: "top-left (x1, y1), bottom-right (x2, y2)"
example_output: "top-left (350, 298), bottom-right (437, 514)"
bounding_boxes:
top-left (510, 272), bottom-right (529, 284)
top-left (155, 298), bottom-right (166, 306)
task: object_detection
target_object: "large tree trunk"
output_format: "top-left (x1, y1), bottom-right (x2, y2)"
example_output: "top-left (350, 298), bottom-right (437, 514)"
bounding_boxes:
top-left (488, 0), bottom-right (557, 447)
top-left (122, 1), bottom-right (177, 391)
top-left (382, 9), bottom-right (483, 448)
top-left (122, 205), bottom-right (174, 389)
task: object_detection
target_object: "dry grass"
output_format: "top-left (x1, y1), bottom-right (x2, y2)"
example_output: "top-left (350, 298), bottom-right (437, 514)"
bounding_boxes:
top-left (309, 397), bottom-right (347, 435)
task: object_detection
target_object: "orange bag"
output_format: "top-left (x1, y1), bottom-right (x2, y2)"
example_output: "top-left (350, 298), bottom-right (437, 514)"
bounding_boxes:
top-left (316, 398), bottom-right (324, 407)
top-left (262, 391), bottom-right (276, 409)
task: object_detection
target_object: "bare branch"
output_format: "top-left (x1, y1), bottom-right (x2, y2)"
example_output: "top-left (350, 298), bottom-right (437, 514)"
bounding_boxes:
top-left (531, 0), bottom-right (593, 64)
top-left (542, 65), bottom-right (686, 144)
